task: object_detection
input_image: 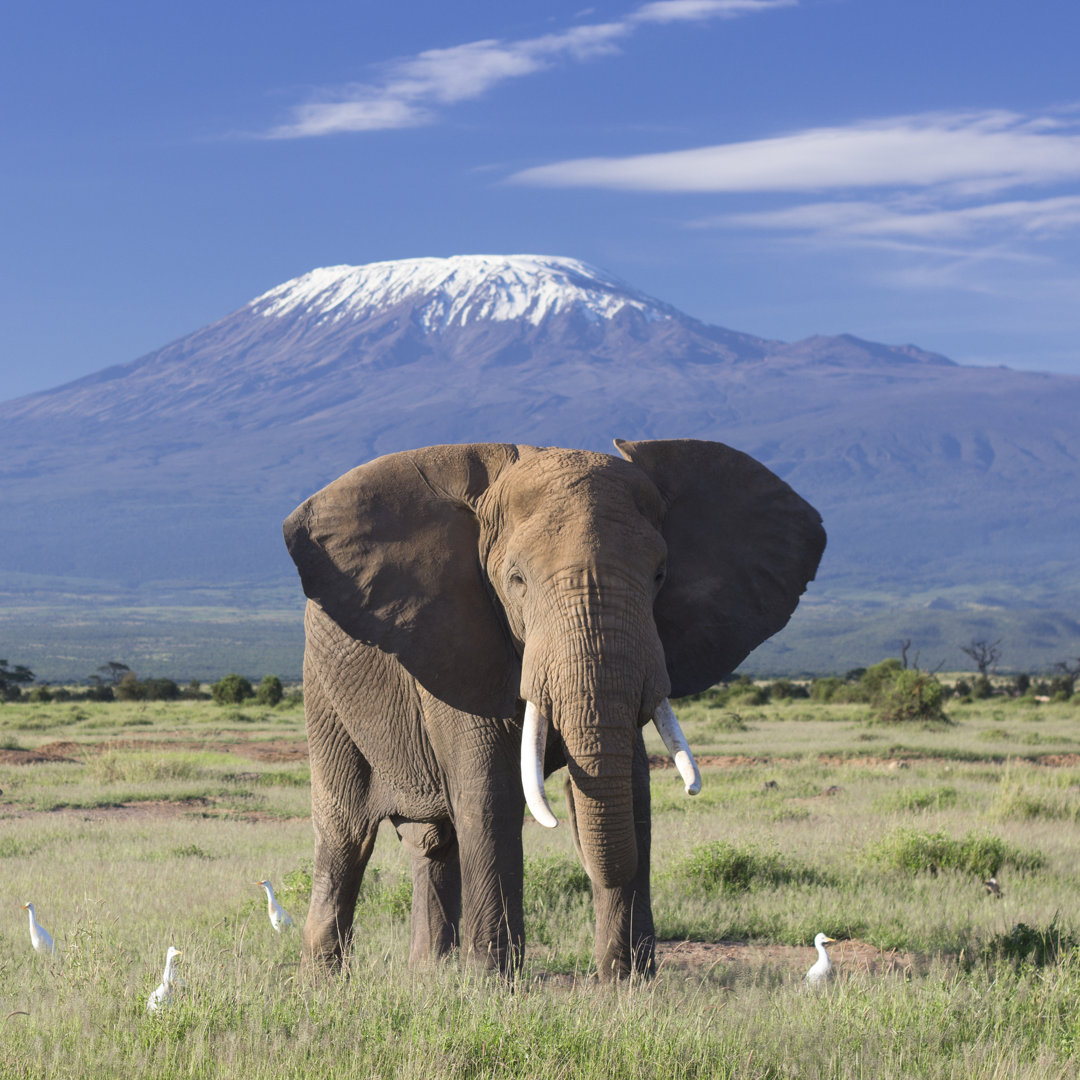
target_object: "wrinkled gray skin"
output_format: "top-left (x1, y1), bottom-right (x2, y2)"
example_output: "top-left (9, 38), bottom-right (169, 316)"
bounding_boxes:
top-left (283, 439), bottom-right (825, 980)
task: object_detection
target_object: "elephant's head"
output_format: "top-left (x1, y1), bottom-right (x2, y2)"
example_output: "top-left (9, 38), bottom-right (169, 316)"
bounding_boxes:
top-left (283, 440), bottom-right (824, 890)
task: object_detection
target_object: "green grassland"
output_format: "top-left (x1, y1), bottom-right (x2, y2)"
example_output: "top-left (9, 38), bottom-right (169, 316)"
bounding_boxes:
top-left (2, 692), bottom-right (1080, 1078)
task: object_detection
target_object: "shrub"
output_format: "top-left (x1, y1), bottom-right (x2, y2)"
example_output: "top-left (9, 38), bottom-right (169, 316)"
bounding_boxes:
top-left (875, 667), bottom-right (948, 723)
top-left (211, 673), bottom-right (254, 705)
top-left (868, 828), bottom-right (1043, 877)
top-left (981, 920), bottom-right (1079, 970)
top-left (256, 675), bottom-right (284, 706)
top-left (810, 676), bottom-right (843, 702)
top-left (972, 675), bottom-right (993, 699)
top-left (726, 677), bottom-right (768, 706)
top-left (767, 679), bottom-right (809, 700)
top-left (141, 678), bottom-right (180, 701)
top-left (84, 680), bottom-right (114, 702)
top-left (669, 839), bottom-right (826, 894)
top-left (181, 679), bottom-right (206, 700)
top-left (280, 862), bottom-right (313, 907)
top-left (358, 867), bottom-right (412, 918)
top-left (26, 685), bottom-right (53, 703)
top-left (114, 672), bottom-right (145, 701)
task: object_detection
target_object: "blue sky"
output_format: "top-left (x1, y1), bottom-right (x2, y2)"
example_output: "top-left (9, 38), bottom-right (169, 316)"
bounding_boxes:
top-left (3, 0), bottom-right (1079, 399)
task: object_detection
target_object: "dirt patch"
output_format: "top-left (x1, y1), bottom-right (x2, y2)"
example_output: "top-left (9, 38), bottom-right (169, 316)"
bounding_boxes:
top-left (79, 737), bottom-right (310, 763)
top-left (0, 741), bottom-right (83, 765)
top-left (1033, 754), bottom-right (1080, 767)
top-left (529, 938), bottom-right (925, 989)
top-left (656, 938), bottom-right (921, 979)
top-left (47, 797), bottom-right (214, 821)
top-left (649, 754), bottom-right (773, 770)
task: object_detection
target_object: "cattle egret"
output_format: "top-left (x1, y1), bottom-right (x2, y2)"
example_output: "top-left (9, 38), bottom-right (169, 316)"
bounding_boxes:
top-left (984, 877), bottom-right (1002, 898)
top-left (804, 933), bottom-right (835, 988)
top-left (255, 879), bottom-right (294, 932)
top-left (147, 947), bottom-right (182, 1012)
top-left (22, 903), bottom-right (55, 954)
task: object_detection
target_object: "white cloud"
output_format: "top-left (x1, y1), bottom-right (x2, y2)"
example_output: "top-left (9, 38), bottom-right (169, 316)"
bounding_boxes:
top-left (510, 112), bottom-right (1080, 192)
top-left (264, 3), bottom-right (794, 138)
top-left (706, 195), bottom-right (1080, 240)
top-left (632, 0), bottom-right (797, 23)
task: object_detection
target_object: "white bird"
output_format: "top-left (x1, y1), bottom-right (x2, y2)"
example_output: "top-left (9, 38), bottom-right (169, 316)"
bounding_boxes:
top-left (804, 933), bottom-right (836, 989)
top-left (22, 902), bottom-right (56, 954)
top-left (147, 947), bottom-right (182, 1012)
top-left (255, 879), bottom-right (294, 932)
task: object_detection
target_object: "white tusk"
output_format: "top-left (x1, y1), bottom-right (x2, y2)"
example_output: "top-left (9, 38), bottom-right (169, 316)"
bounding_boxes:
top-left (653, 698), bottom-right (701, 795)
top-left (521, 701), bottom-right (558, 828)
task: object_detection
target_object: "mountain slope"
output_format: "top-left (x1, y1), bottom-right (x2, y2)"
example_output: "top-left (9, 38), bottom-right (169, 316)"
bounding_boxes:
top-left (2, 254), bottom-right (1078, 677)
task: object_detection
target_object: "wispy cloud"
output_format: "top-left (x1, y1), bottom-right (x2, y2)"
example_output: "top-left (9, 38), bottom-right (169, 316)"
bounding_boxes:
top-left (631, 0), bottom-right (797, 23)
top-left (264, 2), bottom-right (794, 138)
top-left (510, 111), bottom-right (1080, 192)
top-left (511, 108), bottom-right (1080, 293)
top-left (709, 195), bottom-right (1080, 241)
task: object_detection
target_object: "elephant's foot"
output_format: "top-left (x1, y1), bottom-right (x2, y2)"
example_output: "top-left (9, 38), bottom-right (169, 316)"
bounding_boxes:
top-left (595, 933), bottom-right (656, 982)
top-left (300, 912), bottom-right (354, 976)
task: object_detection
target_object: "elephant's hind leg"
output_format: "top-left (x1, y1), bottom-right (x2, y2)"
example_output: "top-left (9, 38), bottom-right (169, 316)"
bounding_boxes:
top-left (394, 818), bottom-right (462, 967)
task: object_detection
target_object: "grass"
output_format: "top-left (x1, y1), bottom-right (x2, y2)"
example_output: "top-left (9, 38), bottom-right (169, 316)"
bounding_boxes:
top-left (1, 692), bottom-right (1080, 1076)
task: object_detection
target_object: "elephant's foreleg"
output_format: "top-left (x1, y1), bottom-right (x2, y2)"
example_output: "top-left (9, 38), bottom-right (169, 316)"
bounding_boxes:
top-left (393, 818), bottom-right (462, 966)
top-left (449, 750), bottom-right (526, 977)
top-left (303, 681), bottom-right (380, 972)
top-left (567, 731), bottom-right (656, 981)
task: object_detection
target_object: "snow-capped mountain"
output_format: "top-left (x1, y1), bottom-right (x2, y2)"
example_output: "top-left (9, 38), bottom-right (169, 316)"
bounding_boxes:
top-left (250, 255), bottom-right (677, 329)
top-left (2, 254), bottom-right (1079, 677)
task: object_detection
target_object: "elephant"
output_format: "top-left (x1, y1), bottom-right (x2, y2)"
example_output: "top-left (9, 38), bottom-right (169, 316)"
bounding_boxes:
top-left (283, 438), bottom-right (825, 980)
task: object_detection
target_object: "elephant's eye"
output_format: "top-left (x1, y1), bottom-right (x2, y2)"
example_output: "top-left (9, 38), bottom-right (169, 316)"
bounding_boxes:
top-left (507, 569), bottom-right (527, 596)
top-left (654, 565), bottom-right (667, 587)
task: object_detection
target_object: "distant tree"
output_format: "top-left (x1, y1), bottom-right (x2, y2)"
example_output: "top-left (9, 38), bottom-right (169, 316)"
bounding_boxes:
top-left (211, 674), bottom-right (253, 706)
top-left (84, 675), bottom-right (115, 702)
top-left (26, 684), bottom-right (53, 703)
top-left (141, 678), bottom-right (180, 701)
top-left (1050, 658), bottom-right (1080, 698)
top-left (0, 659), bottom-right (35, 702)
top-left (115, 671), bottom-right (145, 701)
top-left (960, 639), bottom-right (1002, 679)
top-left (181, 679), bottom-right (206, 700)
top-left (98, 661), bottom-right (132, 686)
top-left (256, 675), bottom-right (284, 706)
top-left (1013, 673), bottom-right (1031, 697)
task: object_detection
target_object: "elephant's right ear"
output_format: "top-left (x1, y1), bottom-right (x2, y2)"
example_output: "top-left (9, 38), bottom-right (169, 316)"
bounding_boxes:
top-left (283, 444), bottom-right (521, 715)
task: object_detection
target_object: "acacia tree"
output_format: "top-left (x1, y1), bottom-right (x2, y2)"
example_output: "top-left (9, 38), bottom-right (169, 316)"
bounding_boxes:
top-left (0, 659), bottom-right (35, 701)
top-left (98, 661), bottom-right (131, 685)
top-left (960, 639), bottom-right (1002, 678)
top-left (1051, 658), bottom-right (1080, 697)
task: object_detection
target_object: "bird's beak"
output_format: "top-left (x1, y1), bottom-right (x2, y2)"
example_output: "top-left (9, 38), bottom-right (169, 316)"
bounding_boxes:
top-left (22, 903), bottom-right (28, 910)
top-left (824, 937), bottom-right (836, 944)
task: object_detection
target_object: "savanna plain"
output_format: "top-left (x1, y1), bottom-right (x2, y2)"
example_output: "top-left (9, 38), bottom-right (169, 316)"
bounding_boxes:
top-left (3, 684), bottom-right (1080, 1079)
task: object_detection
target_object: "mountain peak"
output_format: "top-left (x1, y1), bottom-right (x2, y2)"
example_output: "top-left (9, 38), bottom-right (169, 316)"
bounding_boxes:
top-left (248, 254), bottom-right (676, 330)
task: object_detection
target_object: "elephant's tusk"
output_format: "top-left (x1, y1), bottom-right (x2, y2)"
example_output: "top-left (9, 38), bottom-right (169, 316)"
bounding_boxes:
top-left (521, 701), bottom-right (558, 828)
top-left (653, 698), bottom-right (702, 796)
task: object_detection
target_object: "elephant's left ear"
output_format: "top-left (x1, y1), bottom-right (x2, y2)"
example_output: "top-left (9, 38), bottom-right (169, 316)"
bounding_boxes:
top-left (615, 438), bottom-right (825, 697)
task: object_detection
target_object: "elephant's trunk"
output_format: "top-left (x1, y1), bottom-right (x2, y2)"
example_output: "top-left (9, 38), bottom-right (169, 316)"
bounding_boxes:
top-left (558, 700), bottom-right (639, 890)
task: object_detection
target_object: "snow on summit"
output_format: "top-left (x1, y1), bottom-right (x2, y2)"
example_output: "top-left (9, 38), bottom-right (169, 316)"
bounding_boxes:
top-left (249, 255), bottom-right (674, 329)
